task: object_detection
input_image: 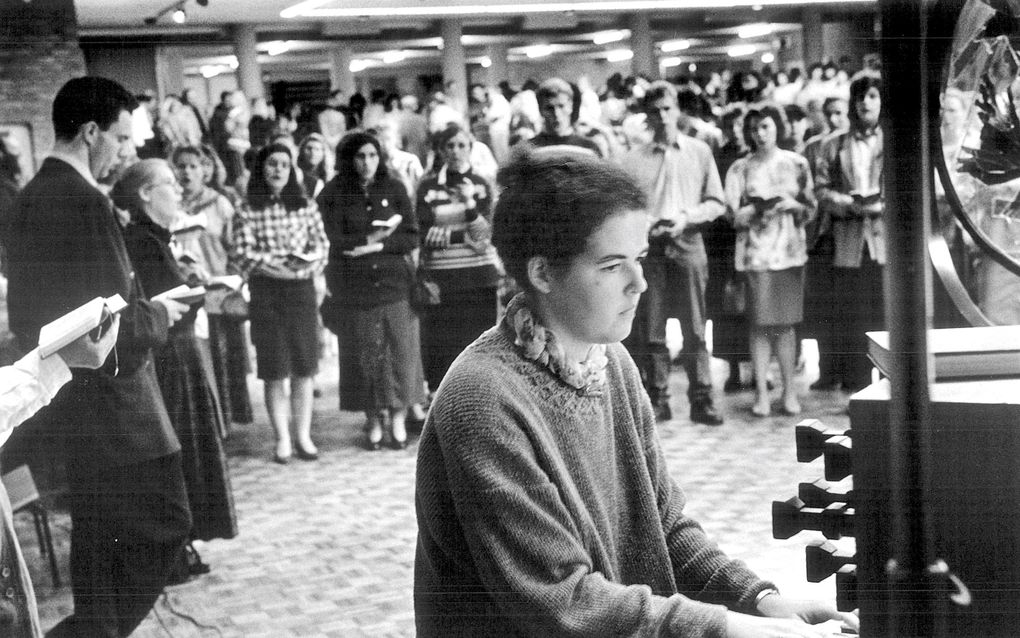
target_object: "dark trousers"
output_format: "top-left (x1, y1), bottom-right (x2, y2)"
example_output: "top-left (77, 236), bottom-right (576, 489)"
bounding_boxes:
top-left (421, 287), bottom-right (498, 394)
top-left (624, 253), bottom-right (714, 408)
top-left (831, 258), bottom-right (885, 391)
top-left (47, 453), bottom-right (191, 638)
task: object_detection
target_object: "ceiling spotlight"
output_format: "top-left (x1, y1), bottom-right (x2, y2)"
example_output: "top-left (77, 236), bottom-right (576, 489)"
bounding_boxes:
top-left (172, 7), bottom-right (187, 23)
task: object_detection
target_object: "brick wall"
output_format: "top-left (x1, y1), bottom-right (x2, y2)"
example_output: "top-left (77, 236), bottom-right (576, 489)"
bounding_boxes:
top-left (0, 0), bottom-right (86, 177)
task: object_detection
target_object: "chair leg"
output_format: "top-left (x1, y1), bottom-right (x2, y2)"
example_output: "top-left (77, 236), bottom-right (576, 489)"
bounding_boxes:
top-left (31, 510), bottom-right (45, 556)
top-left (37, 507), bottom-right (60, 588)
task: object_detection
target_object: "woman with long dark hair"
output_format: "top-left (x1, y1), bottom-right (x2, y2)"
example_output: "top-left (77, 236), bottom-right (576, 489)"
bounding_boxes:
top-left (231, 143), bottom-right (329, 463)
top-left (318, 132), bottom-right (423, 450)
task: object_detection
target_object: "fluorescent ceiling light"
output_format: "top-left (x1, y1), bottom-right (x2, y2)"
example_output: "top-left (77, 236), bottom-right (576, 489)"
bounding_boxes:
top-left (661, 56), bottom-right (684, 67)
top-left (737, 22), bottom-right (774, 38)
top-left (526, 44), bottom-right (553, 58)
top-left (282, 0), bottom-right (873, 19)
top-left (592, 30), bottom-right (626, 45)
top-left (605, 48), bottom-right (633, 62)
top-left (264, 40), bottom-right (291, 56)
top-left (350, 59), bottom-right (371, 72)
top-left (229, 56), bottom-right (239, 69)
top-left (200, 64), bottom-right (224, 78)
top-left (728, 44), bottom-right (757, 57)
top-left (659, 39), bottom-right (691, 52)
top-left (382, 50), bottom-right (407, 64)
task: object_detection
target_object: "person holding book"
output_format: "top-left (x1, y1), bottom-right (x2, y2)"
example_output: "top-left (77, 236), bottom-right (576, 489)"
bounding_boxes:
top-left (415, 123), bottom-right (501, 400)
top-left (415, 148), bottom-right (855, 637)
top-left (5, 76), bottom-right (192, 638)
top-left (813, 71), bottom-right (885, 392)
top-left (112, 158), bottom-right (238, 579)
top-left (172, 144), bottom-right (252, 427)
top-left (231, 143), bottom-right (329, 464)
top-left (318, 132), bottom-right (423, 450)
top-left (0, 320), bottom-right (120, 638)
top-left (724, 104), bottom-right (817, 417)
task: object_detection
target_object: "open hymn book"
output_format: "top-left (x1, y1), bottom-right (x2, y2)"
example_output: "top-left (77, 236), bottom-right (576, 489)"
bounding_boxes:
top-left (154, 284), bottom-right (207, 306)
top-left (38, 294), bottom-right (127, 359)
top-left (866, 325), bottom-right (1020, 381)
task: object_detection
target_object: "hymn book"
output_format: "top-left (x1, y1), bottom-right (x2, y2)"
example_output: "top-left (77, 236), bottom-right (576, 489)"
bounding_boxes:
top-left (38, 294), bottom-right (127, 359)
top-left (154, 284), bottom-right (207, 306)
top-left (866, 325), bottom-right (1020, 381)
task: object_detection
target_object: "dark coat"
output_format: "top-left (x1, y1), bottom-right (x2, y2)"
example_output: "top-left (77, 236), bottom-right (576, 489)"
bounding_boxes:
top-left (6, 158), bottom-right (179, 468)
top-left (317, 175), bottom-right (418, 308)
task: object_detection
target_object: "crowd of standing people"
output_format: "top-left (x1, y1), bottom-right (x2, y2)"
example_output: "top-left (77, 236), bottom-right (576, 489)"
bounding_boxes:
top-left (0, 53), bottom-right (900, 636)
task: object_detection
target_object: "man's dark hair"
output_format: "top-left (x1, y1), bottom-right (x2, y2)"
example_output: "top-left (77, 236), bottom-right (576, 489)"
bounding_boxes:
top-left (493, 148), bottom-right (647, 292)
top-left (52, 76), bottom-right (138, 141)
top-left (641, 80), bottom-right (678, 113)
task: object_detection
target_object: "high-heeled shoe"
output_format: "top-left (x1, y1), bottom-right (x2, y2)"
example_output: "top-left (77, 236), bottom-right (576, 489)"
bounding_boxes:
top-left (388, 435), bottom-right (408, 450)
top-left (295, 442), bottom-right (319, 461)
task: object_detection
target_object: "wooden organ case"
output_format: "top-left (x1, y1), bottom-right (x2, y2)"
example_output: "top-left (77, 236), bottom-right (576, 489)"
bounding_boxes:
top-left (772, 1), bottom-right (1020, 636)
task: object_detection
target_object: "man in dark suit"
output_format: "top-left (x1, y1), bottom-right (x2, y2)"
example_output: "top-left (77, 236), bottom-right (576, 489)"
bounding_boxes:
top-left (5, 76), bottom-right (192, 638)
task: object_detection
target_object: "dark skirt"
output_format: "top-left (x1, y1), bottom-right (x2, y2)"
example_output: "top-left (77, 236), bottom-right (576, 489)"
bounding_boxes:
top-left (207, 314), bottom-right (253, 425)
top-left (421, 287), bottom-right (499, 393)
top-left (337, 299), bottom-right (425, 412)
top-left (248, 276), bottom-right (319, 380)
top-left (155, 327), bottom-right (238, 542)
top-left (746, 266), bottom-right (805, 327)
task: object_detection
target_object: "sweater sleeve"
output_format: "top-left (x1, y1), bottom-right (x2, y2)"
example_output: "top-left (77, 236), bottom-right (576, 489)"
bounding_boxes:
top-left (425, 358), bottom-right (735, 638)
top-left (614, 348), bottom-right (775, 614)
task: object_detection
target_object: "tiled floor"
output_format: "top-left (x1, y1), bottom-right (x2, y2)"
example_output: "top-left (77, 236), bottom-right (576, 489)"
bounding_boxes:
top-left (21, 346), bottom-right (857, 637)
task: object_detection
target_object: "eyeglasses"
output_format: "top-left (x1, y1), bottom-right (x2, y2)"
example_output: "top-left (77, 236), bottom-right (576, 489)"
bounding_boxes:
top-left (146, 178), bottom-right (179, 189)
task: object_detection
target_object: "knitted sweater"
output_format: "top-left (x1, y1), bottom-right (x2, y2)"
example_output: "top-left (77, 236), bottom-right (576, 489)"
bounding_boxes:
top-left (414, 319), bottom-right (774, 637)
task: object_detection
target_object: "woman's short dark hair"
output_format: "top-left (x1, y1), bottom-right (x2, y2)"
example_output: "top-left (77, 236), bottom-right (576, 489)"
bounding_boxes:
top-left (246, 142), bottom-right (307, 212)
top-left (52, 76), bottom-right (138, 141)
top-left (335, 131), bottom-right (388, 190)
top-left (493, 148), bottom-right (647, 292)
top-left (742, 103), bottom-right (788, 151)
top-left (848, 70), bottom-right (882, 131)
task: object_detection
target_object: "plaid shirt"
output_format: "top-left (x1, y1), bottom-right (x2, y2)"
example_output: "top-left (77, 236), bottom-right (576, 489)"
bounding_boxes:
top-left (231, 200), bottom-right (329, 280)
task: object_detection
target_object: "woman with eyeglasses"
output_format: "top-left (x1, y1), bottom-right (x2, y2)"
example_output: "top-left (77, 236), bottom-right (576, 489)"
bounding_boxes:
top-left (231, 143), bottom-right (329, 464)
top-left (415, 122), bottom-right (502, 398)
top-left (112, 158), bottom-right (238, 578)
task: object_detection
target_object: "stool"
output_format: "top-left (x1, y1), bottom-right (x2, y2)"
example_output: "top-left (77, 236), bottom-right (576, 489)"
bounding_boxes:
top-left (1, 465), bottom-right (60, 587)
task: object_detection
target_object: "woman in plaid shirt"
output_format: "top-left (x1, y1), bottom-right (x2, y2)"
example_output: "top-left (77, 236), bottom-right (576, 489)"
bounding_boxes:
top-left (231, 143), bottom-right (329, 464)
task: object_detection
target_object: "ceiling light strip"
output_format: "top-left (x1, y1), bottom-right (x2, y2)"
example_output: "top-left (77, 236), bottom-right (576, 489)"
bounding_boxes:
top-left (283, 0), bottom-right (873, 19)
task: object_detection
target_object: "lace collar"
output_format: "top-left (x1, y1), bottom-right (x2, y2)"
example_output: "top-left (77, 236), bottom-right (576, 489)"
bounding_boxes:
top-left (504, 293), bottom-right (608, 396)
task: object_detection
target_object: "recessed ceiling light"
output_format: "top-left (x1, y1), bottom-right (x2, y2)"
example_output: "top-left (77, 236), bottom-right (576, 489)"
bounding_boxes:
top-left (592, 30), bottom-right (626, 45)
top-left (738, 23), bottom-right (774, 39)
top-left (605, 48), bottom-right (634, 62)
top-left (728, 44), bottom-right (757, 57)
top-left (171, 7), bottom-right (186, 23)
top-left (282, 0), bottom-right (873, 19)
top-left (660, 39), bottom-right (691, 52)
